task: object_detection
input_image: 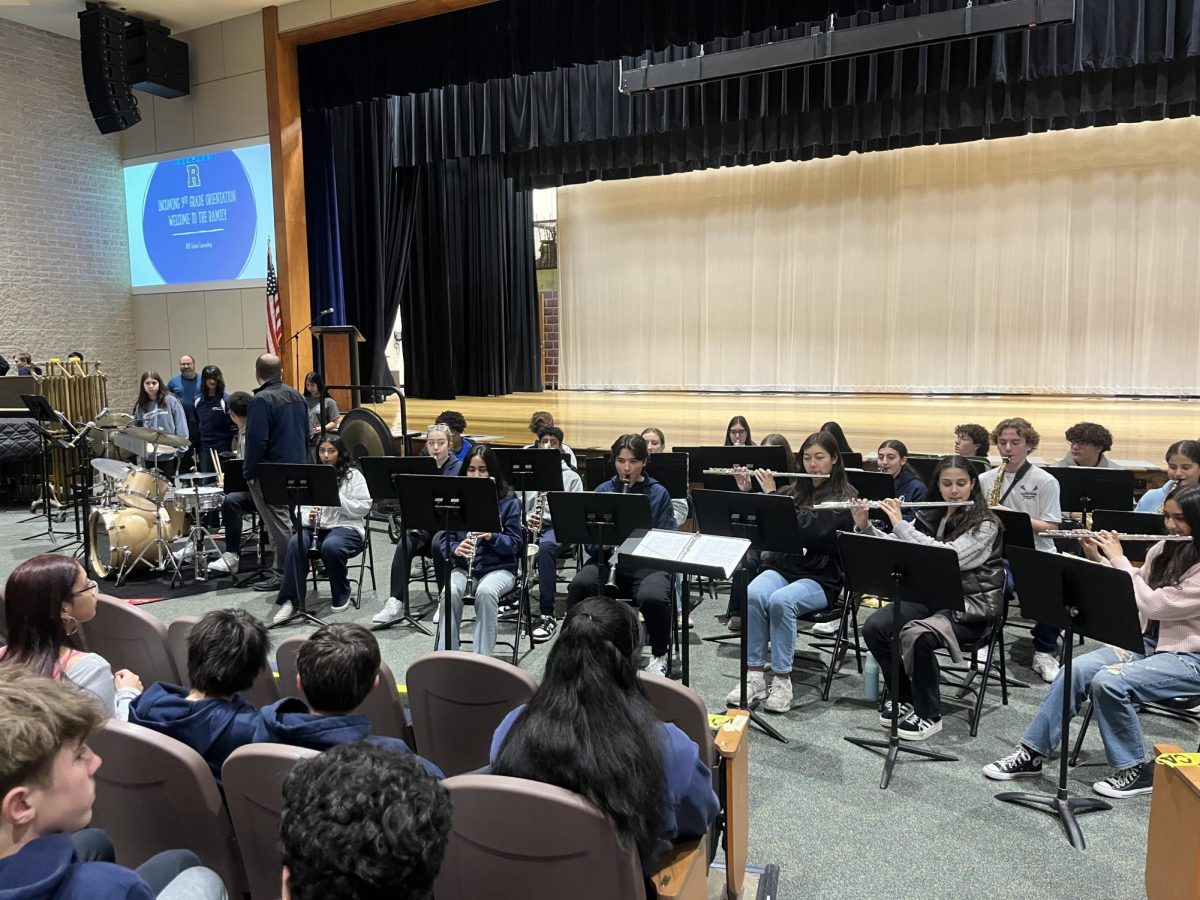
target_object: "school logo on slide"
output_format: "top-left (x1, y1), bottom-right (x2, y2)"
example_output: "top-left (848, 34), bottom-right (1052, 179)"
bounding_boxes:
top-left (141, 152), bottom-right (257, 283)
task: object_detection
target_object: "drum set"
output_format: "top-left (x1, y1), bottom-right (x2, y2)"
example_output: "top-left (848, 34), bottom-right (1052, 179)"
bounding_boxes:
top-left (83, 418), bottom-right (226, 585)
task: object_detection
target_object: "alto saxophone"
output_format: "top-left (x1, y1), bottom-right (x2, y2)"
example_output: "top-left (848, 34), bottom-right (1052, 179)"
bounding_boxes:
top-left (988, 456), bottom-right (1011, 506)
top-left (604, 477), bottom-right (630, 591)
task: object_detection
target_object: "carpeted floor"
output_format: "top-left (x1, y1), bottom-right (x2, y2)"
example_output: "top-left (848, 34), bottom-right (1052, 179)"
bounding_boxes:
top-left (4, 507), bottom-right (1190, 899)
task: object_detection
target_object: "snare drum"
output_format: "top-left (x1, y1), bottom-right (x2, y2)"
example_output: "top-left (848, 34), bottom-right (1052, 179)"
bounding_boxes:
top-left (171, 485), bottom-right (224, 513)
top-left (118, 467), bottom-right (171, 512)
top-left (89, 506), bottom-right (185, 579)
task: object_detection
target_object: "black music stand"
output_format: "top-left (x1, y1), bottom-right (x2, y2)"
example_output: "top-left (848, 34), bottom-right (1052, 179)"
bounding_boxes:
top-left (691, 488), bottom-right (799, 744)
top-left (846, 469), bottom-right (895, 525)
top-left (675, 445), bottom-right (788, 482)
top-left (841, 452), bottom-right (864, 469)
top-left (360, 456), bottom-right (438, 634)
top-left (1046, 467), bottom-right (1134, 526)
top-left (258, 463), bottom-right (341, 630)
top-left (584, 456), bottom-right (615, 490)
top-left (20, 394), bottom-right (78, 547)
top-left (550, 490), bottom-right (653, 596)
top-left (837, 532), bottom-right (965, 788)
top-left (995, 546), bottom-right (1144, 850)
top-left (1089, 509), bottom-right (1165, 564)
top-left (647, 452), bottom-right (690, 502)
top-left (395, 475), bottom-right (501, 653)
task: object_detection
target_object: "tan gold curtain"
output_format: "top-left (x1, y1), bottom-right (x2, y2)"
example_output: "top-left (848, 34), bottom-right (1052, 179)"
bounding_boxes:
top-left (559, 118), bottom-right (1200, 396)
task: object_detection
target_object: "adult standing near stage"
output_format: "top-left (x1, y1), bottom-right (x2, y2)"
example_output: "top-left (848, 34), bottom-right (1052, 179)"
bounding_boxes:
top-left (243, 354), bottom-right (309, 592)
top-left (168, 354), bottom-right (202, 471)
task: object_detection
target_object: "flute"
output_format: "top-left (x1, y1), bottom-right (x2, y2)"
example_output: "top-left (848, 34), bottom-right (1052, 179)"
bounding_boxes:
top-left (1042, 530), bottom-right (1192, 542)
top-left (815, 500), bottom-right (974, 510)
top-left (703, 468), bottom-right (826, 479)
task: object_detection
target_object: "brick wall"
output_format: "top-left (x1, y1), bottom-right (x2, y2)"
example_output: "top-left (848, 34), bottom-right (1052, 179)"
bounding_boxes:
top-left (541, 289), bottom-right (559, 388)
top-left (0, 19), bottom-right (137, 407)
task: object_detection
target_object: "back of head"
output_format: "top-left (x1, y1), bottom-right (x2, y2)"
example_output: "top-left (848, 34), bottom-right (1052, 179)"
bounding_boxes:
top-left (0, 667), bottom-right (102, 800)
top-left (281, 743), bottom-right (451, 900)
top-left (2, 555), bottom-right (82, 676)
top-left (297, 624), bottom-right (380, 714)
top-left (760, 432), bottom-right (796, 471)
top-left (818, 421), bottom-right (852, 453)
top-left (186, 609), bottom-right (269, 697)
top-left (256, 354), bottom-right (283, 383)
top-left (228, 391), bottom-right (252, 418)
top-left (528, 410), bottom-right (554, 434)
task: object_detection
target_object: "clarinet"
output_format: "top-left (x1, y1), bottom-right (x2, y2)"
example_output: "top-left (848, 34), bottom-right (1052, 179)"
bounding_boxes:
top-left (461, 532), bottom-right (480, 604)
top-left (604, 477), bottom-right (630, 591)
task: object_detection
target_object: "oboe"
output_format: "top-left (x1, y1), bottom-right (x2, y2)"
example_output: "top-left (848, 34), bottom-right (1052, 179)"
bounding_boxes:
top-left (604, 478), bottom-right (630, 591)
top-left (703, 468), bottom-right (827, 479)
top-left (1042, 530), bottom-right (1192, 542)
top-left (815, 500), bottom-right (973, 510)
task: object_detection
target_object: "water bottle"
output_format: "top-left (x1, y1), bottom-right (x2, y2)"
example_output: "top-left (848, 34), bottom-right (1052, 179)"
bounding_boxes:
top-left (863, 652), bottom-right (880, 702)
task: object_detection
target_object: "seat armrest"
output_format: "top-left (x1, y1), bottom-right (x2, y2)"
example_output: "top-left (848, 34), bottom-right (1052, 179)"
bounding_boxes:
top-left (652, 837), bottom-right (707, 900)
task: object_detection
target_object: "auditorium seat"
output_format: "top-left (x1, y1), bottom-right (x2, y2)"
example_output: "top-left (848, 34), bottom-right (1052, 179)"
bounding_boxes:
top-left (88, 718), bottom-right (247, 896)
top-left (222, 743), bottom-right (319, 900)
top-left (405, 651), bottom-right (537, 776)
top-left (167, 615), bottom-right (279, 707)
top-left (434, 774), bottom-right (708, 900)
top-left (79, 594), bottom-right (179, 686)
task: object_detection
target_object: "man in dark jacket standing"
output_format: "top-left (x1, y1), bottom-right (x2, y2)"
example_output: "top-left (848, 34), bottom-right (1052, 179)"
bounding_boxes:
top-left (243, 354), bottom-right (308, 590)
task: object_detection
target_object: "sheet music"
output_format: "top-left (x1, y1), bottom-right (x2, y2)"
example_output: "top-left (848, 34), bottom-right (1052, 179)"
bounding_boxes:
top-left (685, 534), bottom-right (750, 578)
top-left (635, 530), bottom-right (694, 560)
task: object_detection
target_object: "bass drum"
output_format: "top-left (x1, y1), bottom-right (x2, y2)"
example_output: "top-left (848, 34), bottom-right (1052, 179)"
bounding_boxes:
top-left (88, 506), bottom-right (185, 579)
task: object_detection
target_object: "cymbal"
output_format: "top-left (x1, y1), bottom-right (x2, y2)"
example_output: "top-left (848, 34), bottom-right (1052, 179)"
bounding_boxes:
top-left (122, 425), bottom-right (190, 450)
top-left (91, 458), bottom-right (133, 480)
top-left (95, 411), bottom-right (133, 428)
top-left (177, 471), bottom-right (218, 483)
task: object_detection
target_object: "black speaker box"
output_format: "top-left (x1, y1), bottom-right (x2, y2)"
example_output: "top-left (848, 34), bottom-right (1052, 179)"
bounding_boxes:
top-left (79, 6), bottom-right (141, 134)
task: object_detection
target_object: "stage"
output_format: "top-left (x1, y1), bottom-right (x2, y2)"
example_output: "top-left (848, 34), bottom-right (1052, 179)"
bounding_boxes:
top-left (367, 390), bottom-right (1196, 465)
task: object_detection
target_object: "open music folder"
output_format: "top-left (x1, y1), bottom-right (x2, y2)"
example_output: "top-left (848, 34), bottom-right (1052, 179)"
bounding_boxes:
top-left (617, 528), bottom-right (751, 580)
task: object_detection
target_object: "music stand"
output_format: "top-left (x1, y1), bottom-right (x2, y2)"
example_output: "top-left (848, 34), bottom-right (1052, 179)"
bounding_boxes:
top-left (837, 532), bottom-right (965, 788)
top-left (841, 452), bottom-right (864, 469)
top-left (675, 445), bottom-right (788, 483)
top-left (1089, 509), bottom-right (1165, 564)
top-left (584, 456), bottom-right (615, 490)
top-left (993, 508), bottom-right (1036, 551)
top-left (647, 452), bottom-right (690, 501)
top-left (258, 463), bottom-right (342, 630)
top-left (394, 475), bottom-right (501, 652)
top-left (846, 469), bottom-right (895, 525)
top-left (360, 456), bottom-right (439, 634)
top-left (995, 546), bottom-right (1144, 850)
top-left (550, 490), bottom-right (653, 595)
top-left (20, 394), bottom-right (77, 547)
top-left (691, 488), bottom-right (799, 744)
top-left (1046, 467), bottom-right (1134, 525)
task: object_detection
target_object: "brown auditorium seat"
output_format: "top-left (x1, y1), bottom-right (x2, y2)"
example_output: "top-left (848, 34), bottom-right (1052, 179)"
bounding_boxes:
top-left (637, 671), bottom-right (713, 768)
top-left (167, 615), bottom-right (279, 708)
top-left (79, 594), bottom-right (179, 685)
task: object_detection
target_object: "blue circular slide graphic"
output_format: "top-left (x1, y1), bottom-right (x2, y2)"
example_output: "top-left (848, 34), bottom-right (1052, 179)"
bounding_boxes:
top-left (141, 152), bottom-right (257, 283)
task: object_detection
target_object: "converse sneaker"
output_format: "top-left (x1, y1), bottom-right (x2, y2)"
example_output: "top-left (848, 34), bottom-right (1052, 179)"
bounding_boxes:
top-left (1032, 651), bottom-right (1061, 683)
top-left (897, 713), bottom-right (942, 741)
top-left (644, 654), bottom-right (669, 678)
top-left (1092, 762), bottom-right (1154, 799)
top-left (531, 615), bottom-right (557, 643)
top-left (330, 596), bottom-right (351, 612)
top-left (207, 551), bottom-right (239, 575)
top-left (983, 744), bottom-right (1044, 781)
top-left (763, 676), bottom-right (793, 714)
top-left (272, 602), bottom-right (295, 624)
top-left (726, 671), bottom-right (768, 707)
top-left (373, 597), bottom-right (403, 625)
top-left (879, 700), bottom-right (914, 728)
top-left (811, 619), bottom-right (841, 636)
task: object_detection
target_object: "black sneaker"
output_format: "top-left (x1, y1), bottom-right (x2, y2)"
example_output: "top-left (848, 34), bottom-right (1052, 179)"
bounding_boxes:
top-left (897, 713), bottom-right (942, 741)
top-left (531, 615), bottom-right (557, 643)
top-left (983, 745), bottom-right (1044, 781)
top-left (879, 700), bottom-right (914, 728)
top-left (1092, 762), bottom-right (1154, 799)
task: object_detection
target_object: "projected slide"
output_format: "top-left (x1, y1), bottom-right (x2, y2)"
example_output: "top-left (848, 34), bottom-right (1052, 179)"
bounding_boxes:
top-left (124, 141), bottom-right (275, 291)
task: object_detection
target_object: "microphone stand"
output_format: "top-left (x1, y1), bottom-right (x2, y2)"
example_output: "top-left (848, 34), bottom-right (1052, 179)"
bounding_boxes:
top-left (280, 309), bottom-right (334, 388)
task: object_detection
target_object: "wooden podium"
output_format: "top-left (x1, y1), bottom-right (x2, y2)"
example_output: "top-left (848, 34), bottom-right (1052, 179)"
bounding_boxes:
top-left (312, 325), bottom-right (364, 411)
top-left (1145, 743), bottom-right (1200, 900)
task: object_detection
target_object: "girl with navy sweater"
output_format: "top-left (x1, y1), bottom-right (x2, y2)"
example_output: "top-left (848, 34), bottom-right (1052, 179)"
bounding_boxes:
top-left (490, 597), bottom-right (719, 889)
top-left (436, 445), bottom-right (522, 656)
top-left (877, 439), bottom-right (928, 522)
top-left (193, 365), bottom-right (233, 473)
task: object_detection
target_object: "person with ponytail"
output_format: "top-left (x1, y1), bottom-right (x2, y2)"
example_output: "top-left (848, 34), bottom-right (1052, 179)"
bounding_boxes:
top-left (851, 456), bottom-right (1004, 741)
top-left (1135, 440), bottom-right (1200, 512)
top-left (490, 597), bottom-right (718, 881)
top-left (985, 484), bottom-right (1200, 799)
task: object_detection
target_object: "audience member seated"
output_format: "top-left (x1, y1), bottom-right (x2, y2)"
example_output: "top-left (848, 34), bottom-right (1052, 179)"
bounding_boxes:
top-left (0, 668), bottom-right (226, 899)
top-left (280, 743), bottom-right (451, 900)
top-left (128, 609), bottom-right (269, 780)
top-left (0, 555), bottom-right (142, 720)
top-left (490, 597), bottom-right (719, 881)
top-left (1054, 421), bottom-right (1121, 468)
top-left (252, 623), bottom-right (442, 777)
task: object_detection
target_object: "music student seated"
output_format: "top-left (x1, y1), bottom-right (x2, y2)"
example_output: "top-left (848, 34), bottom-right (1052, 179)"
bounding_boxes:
top-left (252, 623), bottom-right (442, 777)
top-left (524, 410), bottom-right (578, 468)
top-left (280, 743), bottom-right (451, 900)
top-left (876, 438), bottom-right (928, 521)
top-left (207, 391), bottom-right (254, 577)
top-left (0, 555), bottom-right (142, 720)
top-left (985, 485), bottom-right (1200, 799)
top-left (565, 434), bottom-right (677, 677)
top-left (1136, 440), bottom-right (1200, 513)
top-left (128, 609), bottom-right (269, 781)
top-left (434, 445), bottom-right (523, 657)
top-left (525, 425), bottom-right (583, 642)
top-left (642, 426), bottom-right (688, 527)
top-left (953, 423), bottom-right (990, 459)
top-left (435, 409), bottom-right (472, 463)
top-left (490, 597), bottom-right (719, 885)
top-left (272, 433), bottom-right (372, 624)
top-left (0, 667), bottom-right (227, 900)
top-left (723, 415), bottom-right (754, 446)
top-left (819, 421), bottom-right (853, 455)
top-left (1054, 421), bottom-right (1121, 469)
top-left (730, 431), bottom-right (856, 713)
top-left (852, 457), bottom-right (1005, 741)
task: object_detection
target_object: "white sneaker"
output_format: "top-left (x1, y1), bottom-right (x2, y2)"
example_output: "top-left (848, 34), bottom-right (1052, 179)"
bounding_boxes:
top-left (171, 543), bottom-right (196, 563)
top-left (432, 603), bottom-right (441, 624)
top-left (974, 646), bottom-right (989, 666)
top-left (811, 619), bottom-right (841, 636)
top-left (726, 671), bottom-right (768, 706)
top-left (207, 552), bottom-right (238, 575)
top-left (373, 597), bottom-right (402, 625)
top-left (272, 602), bottom-right (295, 624)
top-left (763, 676), bottom-right (793, 714)
top-left (1032, 651), bottom-right (1061, 683)
top-left (644, 654), bottom-right (669, 678)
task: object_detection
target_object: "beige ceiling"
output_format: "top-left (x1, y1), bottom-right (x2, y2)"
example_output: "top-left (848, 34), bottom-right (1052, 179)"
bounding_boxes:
top-left (0, 0), bottom-right (307, 39)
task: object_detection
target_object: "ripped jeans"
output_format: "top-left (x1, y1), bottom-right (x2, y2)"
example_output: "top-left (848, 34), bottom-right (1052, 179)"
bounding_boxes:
top-left (1021, 637), bottom-right (1200, 770)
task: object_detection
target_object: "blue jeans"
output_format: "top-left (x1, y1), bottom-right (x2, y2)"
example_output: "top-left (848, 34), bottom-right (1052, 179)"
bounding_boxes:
top-left (1021, 638), bottom-right (1200, 770)
top-left (534, 527), bottom-right (569, 615)
top-left (746, 569), bottom-right (828, 675)
top-left (276, 527), bottom-right (364, 607)
top-left (437, 567), bottom-right (517, 656)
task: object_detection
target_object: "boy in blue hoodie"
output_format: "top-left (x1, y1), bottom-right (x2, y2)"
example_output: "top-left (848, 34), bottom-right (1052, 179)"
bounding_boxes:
top-left (0, 668), bottom-right (225, 899)
top-left (253, 624), bottom-right (442, 777)
top-left (128, 609), bottom-right (269, 781)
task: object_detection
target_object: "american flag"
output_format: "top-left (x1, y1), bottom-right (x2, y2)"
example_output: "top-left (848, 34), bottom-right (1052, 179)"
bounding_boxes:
top-left (265, 240), bottom-right (282, 355)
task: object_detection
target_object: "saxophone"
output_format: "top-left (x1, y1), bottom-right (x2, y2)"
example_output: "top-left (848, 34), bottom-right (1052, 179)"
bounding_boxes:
top-left (528, 492), bottom-right (547, 543)
top-left (604, 478), bottom-right (630, 591)
top-left (988, 456), bottom-right (1011, 507)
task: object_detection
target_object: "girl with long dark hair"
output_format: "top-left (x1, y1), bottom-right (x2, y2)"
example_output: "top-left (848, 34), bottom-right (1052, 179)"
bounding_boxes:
top-left (272, 434), bottom-right (371, 623)
top-left (0, 555), bottom-right (143, 718)
top-left (730, 431), bottom-right (857, 713)
top-left (303, 371), bottom-right (341, 435)
top-left (490, 597), bottom-right (719, 879)
top-left (132, 370), bottom-right (188, 478)
top-left (723, 416), bottom-right (754, 446)
top-left (852, 456), bottom-right (1004, 740)
top-left (1135, 440), bottom-right (1200, 512)
top-left (876, 439), bottom-right (928, 521)
top-left (194, 365), bottom-right (234, 473)
top-left (436, 444), bottom-right (523, 656)
top-left (819, 421), bottom-right (853, 454)
top-left (986, 484), bottom-right (1200, 799)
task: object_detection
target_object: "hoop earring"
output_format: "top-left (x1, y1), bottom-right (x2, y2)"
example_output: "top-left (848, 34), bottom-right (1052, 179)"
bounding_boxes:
top-left (61, 614), bottom-right (79, 637)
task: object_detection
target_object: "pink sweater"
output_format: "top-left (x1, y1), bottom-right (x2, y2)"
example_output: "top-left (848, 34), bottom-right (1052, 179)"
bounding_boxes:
top-left (1109, 544), bottom-right (1200, 654)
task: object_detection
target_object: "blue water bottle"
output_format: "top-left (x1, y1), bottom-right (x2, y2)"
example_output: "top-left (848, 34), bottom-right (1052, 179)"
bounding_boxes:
top-left (863, 652), bottom-right (880, 702)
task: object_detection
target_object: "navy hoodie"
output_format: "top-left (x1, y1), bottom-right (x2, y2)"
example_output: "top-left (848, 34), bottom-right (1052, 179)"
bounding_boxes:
top-left (893, 467), bottom-right (928, 522)
top-left (128, 682), bottom-right (257, 781)
top-left (252, 697), bottom-right (444, 778)
top-left (0, 834), bottom-right (153, 900)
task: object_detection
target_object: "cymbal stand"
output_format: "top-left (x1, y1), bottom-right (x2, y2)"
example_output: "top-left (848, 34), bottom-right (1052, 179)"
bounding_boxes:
top-left (180, 477), bottom-right (223, 582)
top-left (118, 459), bottom-right (184, 588)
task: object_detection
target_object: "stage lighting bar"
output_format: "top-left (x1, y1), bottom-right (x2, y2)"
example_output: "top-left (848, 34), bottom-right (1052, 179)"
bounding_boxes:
top-left (620, 0), bottom-right (1075, 95)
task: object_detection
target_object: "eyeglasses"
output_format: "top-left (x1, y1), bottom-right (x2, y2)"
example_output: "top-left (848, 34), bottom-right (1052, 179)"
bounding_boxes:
top-left (71, 580), bottom-right (98, 596)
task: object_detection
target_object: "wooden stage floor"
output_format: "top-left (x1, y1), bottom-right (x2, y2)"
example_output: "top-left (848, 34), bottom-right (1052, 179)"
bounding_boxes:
top-left (366, 390), bottom-right (1197, 465)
